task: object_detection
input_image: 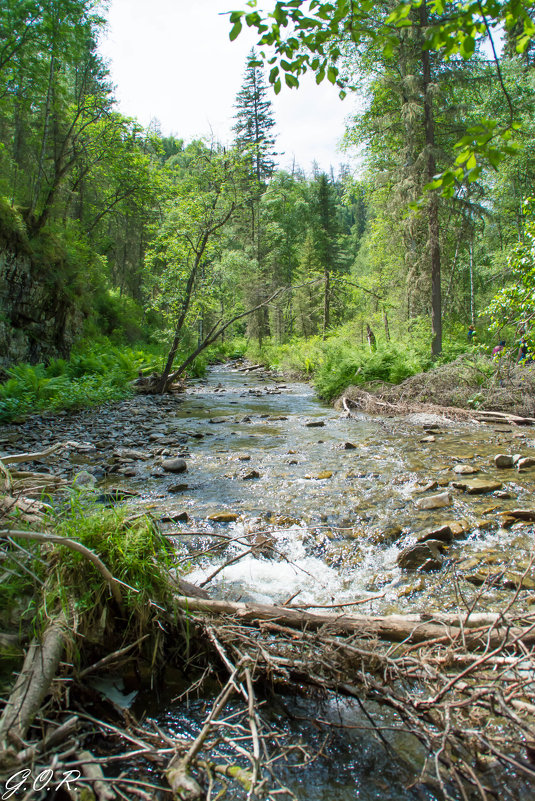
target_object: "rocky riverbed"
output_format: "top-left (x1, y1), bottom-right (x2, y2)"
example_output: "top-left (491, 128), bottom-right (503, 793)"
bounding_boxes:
top-left (2, 363), bottom-right (535, 614)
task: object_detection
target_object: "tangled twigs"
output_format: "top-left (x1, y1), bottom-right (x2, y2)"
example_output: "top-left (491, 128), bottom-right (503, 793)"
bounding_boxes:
top-left (173, 593), bottom-right (535, 801)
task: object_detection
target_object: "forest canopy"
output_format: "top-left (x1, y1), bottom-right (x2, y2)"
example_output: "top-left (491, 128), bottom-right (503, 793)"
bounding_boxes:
top-left (0, 0), bottom-right (534, 412)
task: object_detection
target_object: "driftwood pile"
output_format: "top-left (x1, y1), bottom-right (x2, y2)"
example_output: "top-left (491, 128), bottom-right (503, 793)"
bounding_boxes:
top-left (342, 391), bottom-right (535, 427)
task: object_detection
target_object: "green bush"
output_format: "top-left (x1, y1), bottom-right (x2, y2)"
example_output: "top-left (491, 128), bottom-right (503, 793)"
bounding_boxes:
top-left (0, 339), bottom-right (162, 423)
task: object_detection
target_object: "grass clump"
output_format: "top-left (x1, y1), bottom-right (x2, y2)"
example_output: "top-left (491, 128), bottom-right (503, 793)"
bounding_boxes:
top-left (47, 498), bottom-right (175, 618)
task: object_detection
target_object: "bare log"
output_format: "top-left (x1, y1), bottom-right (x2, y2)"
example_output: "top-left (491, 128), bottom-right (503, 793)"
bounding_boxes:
top-left (173, 597), bottom-right (535, 649)
top-left (0, 611), bottom-right (69, 747)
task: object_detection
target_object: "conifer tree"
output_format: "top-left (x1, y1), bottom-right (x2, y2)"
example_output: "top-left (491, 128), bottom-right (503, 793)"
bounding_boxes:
top-left (233, 48), bottom-right (277, 186)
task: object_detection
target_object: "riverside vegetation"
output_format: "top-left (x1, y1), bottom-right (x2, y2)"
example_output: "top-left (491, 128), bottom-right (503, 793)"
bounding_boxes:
top-left (2, 0), bottom-right (535, 799)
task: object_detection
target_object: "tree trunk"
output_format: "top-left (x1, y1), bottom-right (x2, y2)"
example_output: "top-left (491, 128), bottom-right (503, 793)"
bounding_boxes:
top-left (323, 269), bottom-right (330, 339)
top-left (420, 3), bottom-right (442, 357)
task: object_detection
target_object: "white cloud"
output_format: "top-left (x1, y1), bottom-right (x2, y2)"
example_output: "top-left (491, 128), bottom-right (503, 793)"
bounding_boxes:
top-left (98, 0), bottom-right (357, 174)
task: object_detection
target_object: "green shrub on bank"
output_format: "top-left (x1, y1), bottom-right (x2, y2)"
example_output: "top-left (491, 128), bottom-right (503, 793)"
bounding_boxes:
top-left (246, 325), bottom-right (470, 400)
top-left (0, 340), bottom-right (161, 423)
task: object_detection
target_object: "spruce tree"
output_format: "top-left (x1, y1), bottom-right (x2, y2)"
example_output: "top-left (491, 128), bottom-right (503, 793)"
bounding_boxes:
top-left (233, 48), bottom-right (277, 186)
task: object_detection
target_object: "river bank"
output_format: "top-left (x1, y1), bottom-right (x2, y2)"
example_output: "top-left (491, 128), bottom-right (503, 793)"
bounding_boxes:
top-left (1, 363), bottom-right (535, 799)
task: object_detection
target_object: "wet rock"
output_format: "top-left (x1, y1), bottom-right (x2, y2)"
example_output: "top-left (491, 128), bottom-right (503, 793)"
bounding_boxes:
top-left (397, 540), bottom-right (444, 571)
top-left (305, 420), bottom-right (325, 427)
top-left (72, 470), bottom-right (96, 487)
top-left (452, 478), bottom-right (502, 494)
top-left (417, 480), bottom-right (439, 493)
top-left (453, 464), bottom-right (479, 475)
top-left (113, 448), bottom-right (149, 461)
top-left (466, 570), bottom-right (535, 591)
top-left (249, 532), bottom-right (276, 556)
top-left (209, 417), bottom-right (228, 424)
top-left (420, 435), bottom-right (436, 443)
top-left (242, 470), bottom-right (260, 480)
top-left (498, 508), bottom-right (535, 523)
top-left (369, 524), bottom-right (403, 545)
top-left (237, 454), bottom-right (251, 461)
top-left (208, 512), bottom-right (239, 523)
top-left (168, 483), bottom-right (188, 493)
top-left (448, 520), bottom-right (470, 540)
top-left (417, 524), bottom-right (453, 544)
top-left (160, 511), bottom-right (189, 523)
top-left (415, 491), bottom-right (452, 510)
top-left (161, 458), bottom-right (188, 474)
top-left (494, 454), bottom-right (514, 469)
top-left (305, 471), bottom-right (333, 480)
top-left (343, 442), bottom-right (357, 450)
top-left (517, 456), bottom-right (535, 469)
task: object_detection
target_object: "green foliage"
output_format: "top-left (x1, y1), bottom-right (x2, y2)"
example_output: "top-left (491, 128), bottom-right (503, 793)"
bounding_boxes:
top-left (0, 196), bottom-right (28, 245)
top-left (47, 498), bottom-right (175, 616)
top-left (483, 199), bottom-right (535, 357)
top-left (0, 340), bottom-right (161, 422)
top-left (249, 329), bottom-right (438, 400)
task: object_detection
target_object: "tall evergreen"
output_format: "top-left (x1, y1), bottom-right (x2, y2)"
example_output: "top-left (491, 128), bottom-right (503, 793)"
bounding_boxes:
top-left (233, 49), bottom-right (277, 186)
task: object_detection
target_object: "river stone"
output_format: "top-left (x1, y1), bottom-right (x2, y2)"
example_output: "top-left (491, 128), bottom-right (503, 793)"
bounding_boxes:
top-left (208, 512), bottom-right (239, 523)
top-left (447, 520), bottom-right (470, 538)
top-left (405, 413), bottom-right (450, 427)
top-left (162, 458), bottom-right (188, 474)
top-left (420, 435), bottom-right (436, 443)
top-left (113, 448), bottom-right (149, 460)
top-left (517, 456), bottom-right (535, 469)
top-left (453, 464), bottom-right (479, 475)
top-left (305, 420), bottom-right (325, 427)
top-left (452, 478), bottom-right (502, 494)
top-left (415, 491), bottom-right (452, 509)
top-left (161, 511), bottom-right (189, 523)
top-left (397, 540), bottom-right (444, 571)
top-left (242, 470), bottom-right (260, 480)
top-left (343, 442), bottom-right (357, 449)
top-left (237, 454), bottom-right (251, 461)
top-left (417, 524), bottom-right (453, 544)
top-left (168, 483), bottom-right (188, 493)
top-left (494, 454), bottom-right (514, 468)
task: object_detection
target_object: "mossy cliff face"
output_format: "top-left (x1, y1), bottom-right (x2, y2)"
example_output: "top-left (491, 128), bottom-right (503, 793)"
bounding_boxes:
top-left (0, 203), bottom-right (84, 367)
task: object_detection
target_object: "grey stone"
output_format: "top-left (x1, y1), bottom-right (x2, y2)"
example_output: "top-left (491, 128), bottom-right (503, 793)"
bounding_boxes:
top-left (415, 491), bottom-right (452, 510)
top-left (494, 454), bottom-right (514, 469)
top-left (162, 458), bottom-right (188, 474)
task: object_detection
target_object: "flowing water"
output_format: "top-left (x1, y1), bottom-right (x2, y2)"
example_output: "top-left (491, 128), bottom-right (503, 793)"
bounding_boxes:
top-left (5, 363), bottom-right (535, 799)
top-left (135, 364), bottom-right (535, 614)
top-left (133, 364), bottom-right (535, 800)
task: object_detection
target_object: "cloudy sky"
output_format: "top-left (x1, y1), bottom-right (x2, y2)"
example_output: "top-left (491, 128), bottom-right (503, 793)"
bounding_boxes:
top-left (98, 0), bottom-right (358, 174)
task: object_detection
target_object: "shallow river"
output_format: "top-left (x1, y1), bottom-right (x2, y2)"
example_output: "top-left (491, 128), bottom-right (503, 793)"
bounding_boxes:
top-left (4, 362), bottom-right (535, 800)
top-left (140, 364), bottom-right (535, 616)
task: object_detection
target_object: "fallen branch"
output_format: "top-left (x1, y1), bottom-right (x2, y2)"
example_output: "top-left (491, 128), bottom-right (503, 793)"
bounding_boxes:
top-left (1, 529), bottom-right (124, 608)
top-left (0, 610), bottom-right (69, 747)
